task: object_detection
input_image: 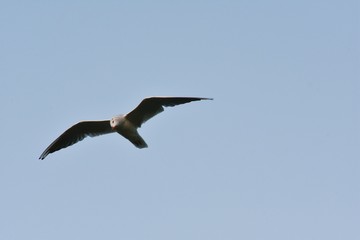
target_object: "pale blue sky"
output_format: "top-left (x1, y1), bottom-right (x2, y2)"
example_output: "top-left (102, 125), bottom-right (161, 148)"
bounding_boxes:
top-left (1, 1), bottom-right (359, 239)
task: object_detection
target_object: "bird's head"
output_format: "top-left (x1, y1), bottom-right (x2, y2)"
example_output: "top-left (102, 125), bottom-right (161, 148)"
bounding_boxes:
top-left (110, 115), bottom-right (125, 130)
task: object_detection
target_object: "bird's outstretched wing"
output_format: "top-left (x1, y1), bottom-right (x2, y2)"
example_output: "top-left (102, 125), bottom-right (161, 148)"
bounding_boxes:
top-left (39, 120), bottom-right (113, 160)
top-left (125, 97), bottom-right (213, 127)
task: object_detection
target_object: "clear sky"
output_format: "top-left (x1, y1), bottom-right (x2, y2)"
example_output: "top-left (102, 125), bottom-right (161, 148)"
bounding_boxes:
top-left (1, 1), bottom-right (359, 239)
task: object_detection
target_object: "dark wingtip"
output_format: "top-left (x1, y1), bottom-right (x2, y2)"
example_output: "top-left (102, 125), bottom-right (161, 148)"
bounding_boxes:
top-left (39, 153), bottom-right (47, 160)
top-left (198, 97), bottom-right (213, 101)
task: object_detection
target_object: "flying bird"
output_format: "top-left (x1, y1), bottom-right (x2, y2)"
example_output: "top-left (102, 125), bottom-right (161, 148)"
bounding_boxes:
top-left (39, 96), bottom-right (212, 160)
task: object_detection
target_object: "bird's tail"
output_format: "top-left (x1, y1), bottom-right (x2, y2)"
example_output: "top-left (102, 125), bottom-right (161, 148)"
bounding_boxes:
top-left (119, 131), bottom-right (148, 149)
top-left (128, 134), bottom-right (148, 148)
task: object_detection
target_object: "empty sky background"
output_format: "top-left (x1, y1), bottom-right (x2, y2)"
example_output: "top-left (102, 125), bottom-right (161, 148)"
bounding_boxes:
top-left (1, 1), bottom-right (359, 239)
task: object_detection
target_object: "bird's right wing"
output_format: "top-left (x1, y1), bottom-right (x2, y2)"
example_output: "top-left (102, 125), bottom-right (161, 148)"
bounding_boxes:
top-left (39, 120), bottom-right (113, 160)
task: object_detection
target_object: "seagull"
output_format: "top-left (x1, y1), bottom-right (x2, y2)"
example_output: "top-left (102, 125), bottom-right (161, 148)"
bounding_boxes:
top-left (39, 96), bottom-right (212, 160)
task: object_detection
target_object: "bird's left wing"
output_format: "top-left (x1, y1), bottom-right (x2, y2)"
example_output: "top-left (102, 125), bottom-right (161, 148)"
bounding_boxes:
top-left (39, 120), bottom-right (113, 160)
top-left (125, 96), bottom-right (212, 127)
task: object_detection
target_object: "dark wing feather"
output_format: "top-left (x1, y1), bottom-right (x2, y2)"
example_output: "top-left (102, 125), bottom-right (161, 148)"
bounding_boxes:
top-left (39, 120), bottom-right (112, 160)
top-left (125, 97), bottom-right (212, 127)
